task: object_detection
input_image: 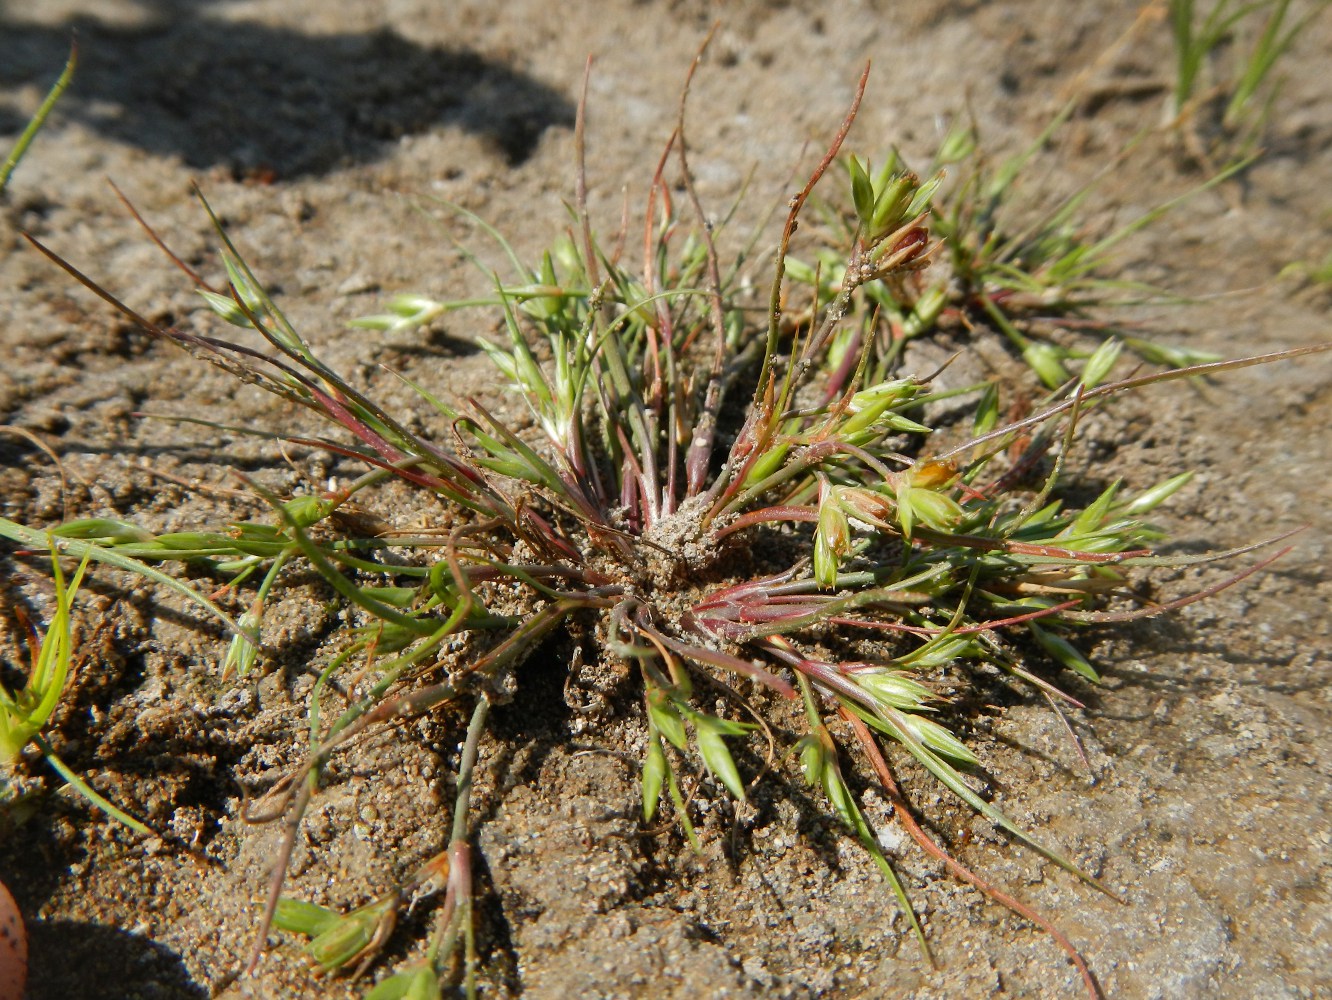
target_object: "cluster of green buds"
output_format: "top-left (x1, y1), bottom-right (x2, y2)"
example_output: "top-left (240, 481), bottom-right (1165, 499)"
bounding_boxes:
top-left (812, 456), bottom-right (964, 590)
top-left (889, 459), bottom-right (964, 539)
top-left (846, 153), bottom-right (943, 281)
top-left (840, 378), bottom-right (932, 437)
top-left (813, 477), bottom-right (894, 589)
top-left (274, 892), bottom-right (400, 975)
top-left (844, 666), bottom-right (977, 765)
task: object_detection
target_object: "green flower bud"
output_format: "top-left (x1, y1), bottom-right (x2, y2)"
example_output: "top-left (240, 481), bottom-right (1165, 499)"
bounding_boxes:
top-left (899, 714), bottom-right (977, 765)
top-left (306, 894), bottom-right (397, 972)
top-left (815, 479), bottom-right (852, 589)
top-left (849, 155), bottom-right (875, 228)
top-left (1080, 338), bottom-right (1123, 389)
top-left (272, 898), bottom-right (339, 938)
top-left (282, 495), bottom-right (334, 529)
top-left (642, 731), bottom-right (667, 822)
top-left (1023, 341), bottom-right (1070, 389)
top-left (856, 669), bottom-right (932, 711)
top-left (1123, 472), bottom-right (1193, 515)
top-left (901, 282), bottom-right (948, 339)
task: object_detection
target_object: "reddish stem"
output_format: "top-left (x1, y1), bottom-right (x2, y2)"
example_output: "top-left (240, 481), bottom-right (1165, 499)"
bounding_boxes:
top-left (841, 708), bottom-right (1105, 1000)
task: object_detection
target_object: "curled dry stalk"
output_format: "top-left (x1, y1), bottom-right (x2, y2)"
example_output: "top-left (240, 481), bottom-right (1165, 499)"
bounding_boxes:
top-left (8, 49), bottom-right (1331, 999)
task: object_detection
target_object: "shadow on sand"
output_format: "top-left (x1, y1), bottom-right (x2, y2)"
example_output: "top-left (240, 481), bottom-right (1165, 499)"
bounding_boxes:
top-left (1, 2), bottom-right (574, 178)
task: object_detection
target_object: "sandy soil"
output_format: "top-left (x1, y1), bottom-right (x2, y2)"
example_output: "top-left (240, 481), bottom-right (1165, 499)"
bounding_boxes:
top-left (1, 1), bottom-right (1330, 998)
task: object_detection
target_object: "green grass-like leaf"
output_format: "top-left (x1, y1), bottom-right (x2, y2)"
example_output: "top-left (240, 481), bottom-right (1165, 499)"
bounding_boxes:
top-left (0, 41), bottom-right (76, 196)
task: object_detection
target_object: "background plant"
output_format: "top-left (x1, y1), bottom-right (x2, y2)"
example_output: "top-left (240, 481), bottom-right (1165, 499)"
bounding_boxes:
top-left (787, 106), bottom-right (1258, 395)
top-left (756, 1), bottom-right (1326, 393)
top-left (0, 41), bottom-right (75, 199)
top-left (1168, 0), bottom-right (1328, 160)
top-left (3, 54), bottom-right (1326, 1000)
top-left (0, 537), bottom-right (151, 836)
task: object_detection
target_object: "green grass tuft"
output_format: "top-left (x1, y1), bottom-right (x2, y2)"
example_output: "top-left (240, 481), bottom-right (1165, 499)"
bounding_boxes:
top-left (6, 50), bottom-right (1330, 1000)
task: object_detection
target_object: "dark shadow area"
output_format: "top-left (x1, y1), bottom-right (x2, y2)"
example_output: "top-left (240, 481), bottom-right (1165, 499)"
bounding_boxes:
top-left (0, 3), bottom-right (574, 177)
top-left (26, 919), bottom-right (208, 999)
top-left (0, 807), bottom-right (206, 999)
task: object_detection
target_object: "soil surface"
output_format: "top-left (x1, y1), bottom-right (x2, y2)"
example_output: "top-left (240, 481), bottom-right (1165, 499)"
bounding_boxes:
top-left (1, 2), bottom-right (1330, 999)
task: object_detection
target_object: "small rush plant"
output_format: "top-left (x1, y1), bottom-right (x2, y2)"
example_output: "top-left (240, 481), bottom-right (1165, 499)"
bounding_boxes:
top-left (6, 55), bottom-right (1326, 1000)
